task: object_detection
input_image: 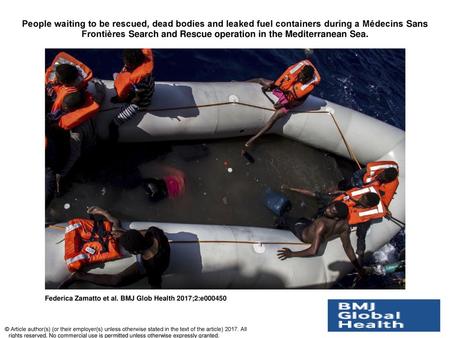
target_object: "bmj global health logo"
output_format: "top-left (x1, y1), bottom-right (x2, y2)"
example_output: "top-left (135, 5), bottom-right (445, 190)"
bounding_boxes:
top-left (328, 299), bottom-right (440, 332)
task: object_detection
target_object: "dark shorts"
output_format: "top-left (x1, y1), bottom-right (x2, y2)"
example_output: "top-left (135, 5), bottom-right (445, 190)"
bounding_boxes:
top-left (277, 217), bottom-right (312, 242)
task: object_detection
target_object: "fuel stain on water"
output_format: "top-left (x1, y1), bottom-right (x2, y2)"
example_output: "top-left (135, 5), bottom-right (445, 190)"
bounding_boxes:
top-left (46, 135), bottom-right (350, 227)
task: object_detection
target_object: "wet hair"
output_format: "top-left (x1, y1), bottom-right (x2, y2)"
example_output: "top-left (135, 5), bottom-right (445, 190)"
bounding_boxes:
top-left (333, 201), bottom-right (349, 219)
top-left (62, 91), bottom-right (85, 112)
top-left (55, 64), bottom-right (79, 85)
top-left (123, 49), bottom-right (145, 69)
top-left (359, 192), bottom-right (380, 208)
top-left (119, 229), bottom-right (151, 254)
top-left (377, 168), bottom-right (399, 184)
top-left (298, 65), bottom-right (315, 83)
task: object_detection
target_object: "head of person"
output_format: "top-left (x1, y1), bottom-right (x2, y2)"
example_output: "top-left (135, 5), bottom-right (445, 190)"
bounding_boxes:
top-left (376, 168), bottom-right (399, 184)
top-left (61, 91), bottom-right (85, 113)
top-left (297, 65), bottom-right (315, 84)
top-left (357, 192), bottom-right (380, 208)
top-left (118, 229), bottom-right (152, 255)
top-left (123, 49), bottom-right (146, 71)
top-left (324, 201), bottom-right (349, 219)
top-left (55, 64), bottom-right (79, 86)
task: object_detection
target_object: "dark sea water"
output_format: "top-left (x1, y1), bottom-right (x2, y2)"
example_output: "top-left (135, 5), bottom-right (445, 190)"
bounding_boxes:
top-left (45, 49), bottom-right (405, 129)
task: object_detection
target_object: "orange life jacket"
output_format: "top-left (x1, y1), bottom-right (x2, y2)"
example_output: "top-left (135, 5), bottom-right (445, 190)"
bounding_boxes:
top-left (64, 218), bottom-right (122, 272)
top-left (114, 49), bottom-right (154, 100)
top-left (57, 93), bottom-right (100, 130)
top-left (363, 161), bottom-right (399, 184)
top-left (45, 52), bottom-right (93, 113)
top-left (45, 52), bottom-right (93, 88)
top-left (274, 59), bottom-right (321, 102)
top-left (334, 186), bottom-right (386, 225)
top-left (369, 179), bottom-right (399, 208)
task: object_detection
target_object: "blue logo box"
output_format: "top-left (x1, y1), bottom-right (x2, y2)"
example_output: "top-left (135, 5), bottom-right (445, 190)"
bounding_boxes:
top-left (328, 299), bottom-right (440, 332)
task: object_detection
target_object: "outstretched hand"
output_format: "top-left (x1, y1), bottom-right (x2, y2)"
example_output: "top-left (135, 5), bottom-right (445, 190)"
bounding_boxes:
top-left (277, 248), bottom-right (294, 260)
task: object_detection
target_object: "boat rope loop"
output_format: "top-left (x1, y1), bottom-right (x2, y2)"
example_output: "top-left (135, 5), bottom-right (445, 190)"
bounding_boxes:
top-left (100, 99), bottom-right (363, 169)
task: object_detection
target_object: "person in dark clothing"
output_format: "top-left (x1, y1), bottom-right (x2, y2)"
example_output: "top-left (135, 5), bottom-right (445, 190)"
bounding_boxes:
top-left (59, 207), bottom-right (170, 289)
top-left (49, 82), bottom-right (105, 195)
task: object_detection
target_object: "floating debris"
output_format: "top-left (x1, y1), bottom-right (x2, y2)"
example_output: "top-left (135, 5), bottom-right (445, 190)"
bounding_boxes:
top-left (64, 203), bottom-right (71, 210)
top-left (100, 187), bottom-right (106, 196)
top-left (227, 167), bottom-right (233, 173)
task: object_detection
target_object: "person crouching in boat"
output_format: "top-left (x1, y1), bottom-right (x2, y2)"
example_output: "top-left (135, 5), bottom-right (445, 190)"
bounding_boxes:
top-left (243, 59), bottom-right (321, 155)
top-left (109, 49), bottom-right (155, 141)
top-left (46, 85), bottom-right (105, 195)
top-left (337, 163), bottom-right (400, 259)
top-left (59, 206), bottom-right (170, 289)
top-left (45, 52), bottom-right (105, 195)
top-left (276, 201), bottom-right (365, 277)
top-left (45, 52), bottom-right (93, 107)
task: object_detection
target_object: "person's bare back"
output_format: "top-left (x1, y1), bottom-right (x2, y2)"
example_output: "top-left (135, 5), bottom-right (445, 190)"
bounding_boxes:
top-left (277, 202), bottom-right (364, 277)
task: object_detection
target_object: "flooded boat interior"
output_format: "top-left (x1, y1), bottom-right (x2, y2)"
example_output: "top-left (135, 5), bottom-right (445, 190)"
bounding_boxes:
top-left (46, 134), bottom-right (357, 228)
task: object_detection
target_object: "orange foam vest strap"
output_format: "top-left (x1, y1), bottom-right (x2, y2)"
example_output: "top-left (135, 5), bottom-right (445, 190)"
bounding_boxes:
top-left (45, 52), bottom-right (93, 87)
top-left (64, 218), bottom-right (122, 272)
top-left (50, 85), bottom-right (78, 113)
top-left (363, 161), bottom-right (399, 184)
top-left (370, 179), bottom-right (399, 208)
top-left (114, 49), bottom-right (154, 99)
top-left (274, 59), bottom-right (321, 101)
top-left (58, 94), bottom-right (100, 130)
top-left (334, 186), bottom-right (386, 225)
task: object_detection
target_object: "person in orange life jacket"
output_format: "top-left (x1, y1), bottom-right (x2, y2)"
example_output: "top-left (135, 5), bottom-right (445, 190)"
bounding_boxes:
top-left (50, 84), bottom-right (105, 194)
top-left (281, 184), bottom-right (379, 218)
top-left (277, 201), bottom-right (365, 277)
top-left (242, 60), bottom-right (320, 155)
top-left (338, 163), bottom-right (399, 191)
top-left (109, 49), bottom-right (155, 142)
top-left (58, 206), bottom-right (123, 285)
top-left (45, 53), bottom-right (93, 111)
top-left (59, 207), bottom-right (170, 289)
top-left (349, 168), bottom-right (399, 259)
top-left (334, 165), bottom-right (399, 259)
top-left (282, 183), bottom-right (381, 262)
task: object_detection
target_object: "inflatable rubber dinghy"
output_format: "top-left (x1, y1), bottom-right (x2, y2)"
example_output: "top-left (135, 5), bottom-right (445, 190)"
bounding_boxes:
top-left (45, 81), bottom-right (405, 288)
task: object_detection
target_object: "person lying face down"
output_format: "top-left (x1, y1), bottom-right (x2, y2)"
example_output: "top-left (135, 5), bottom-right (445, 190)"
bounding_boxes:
top-left (277, 201), bottom-right (365, 277)
top-left (59, 207), bottom-right (170, 289)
